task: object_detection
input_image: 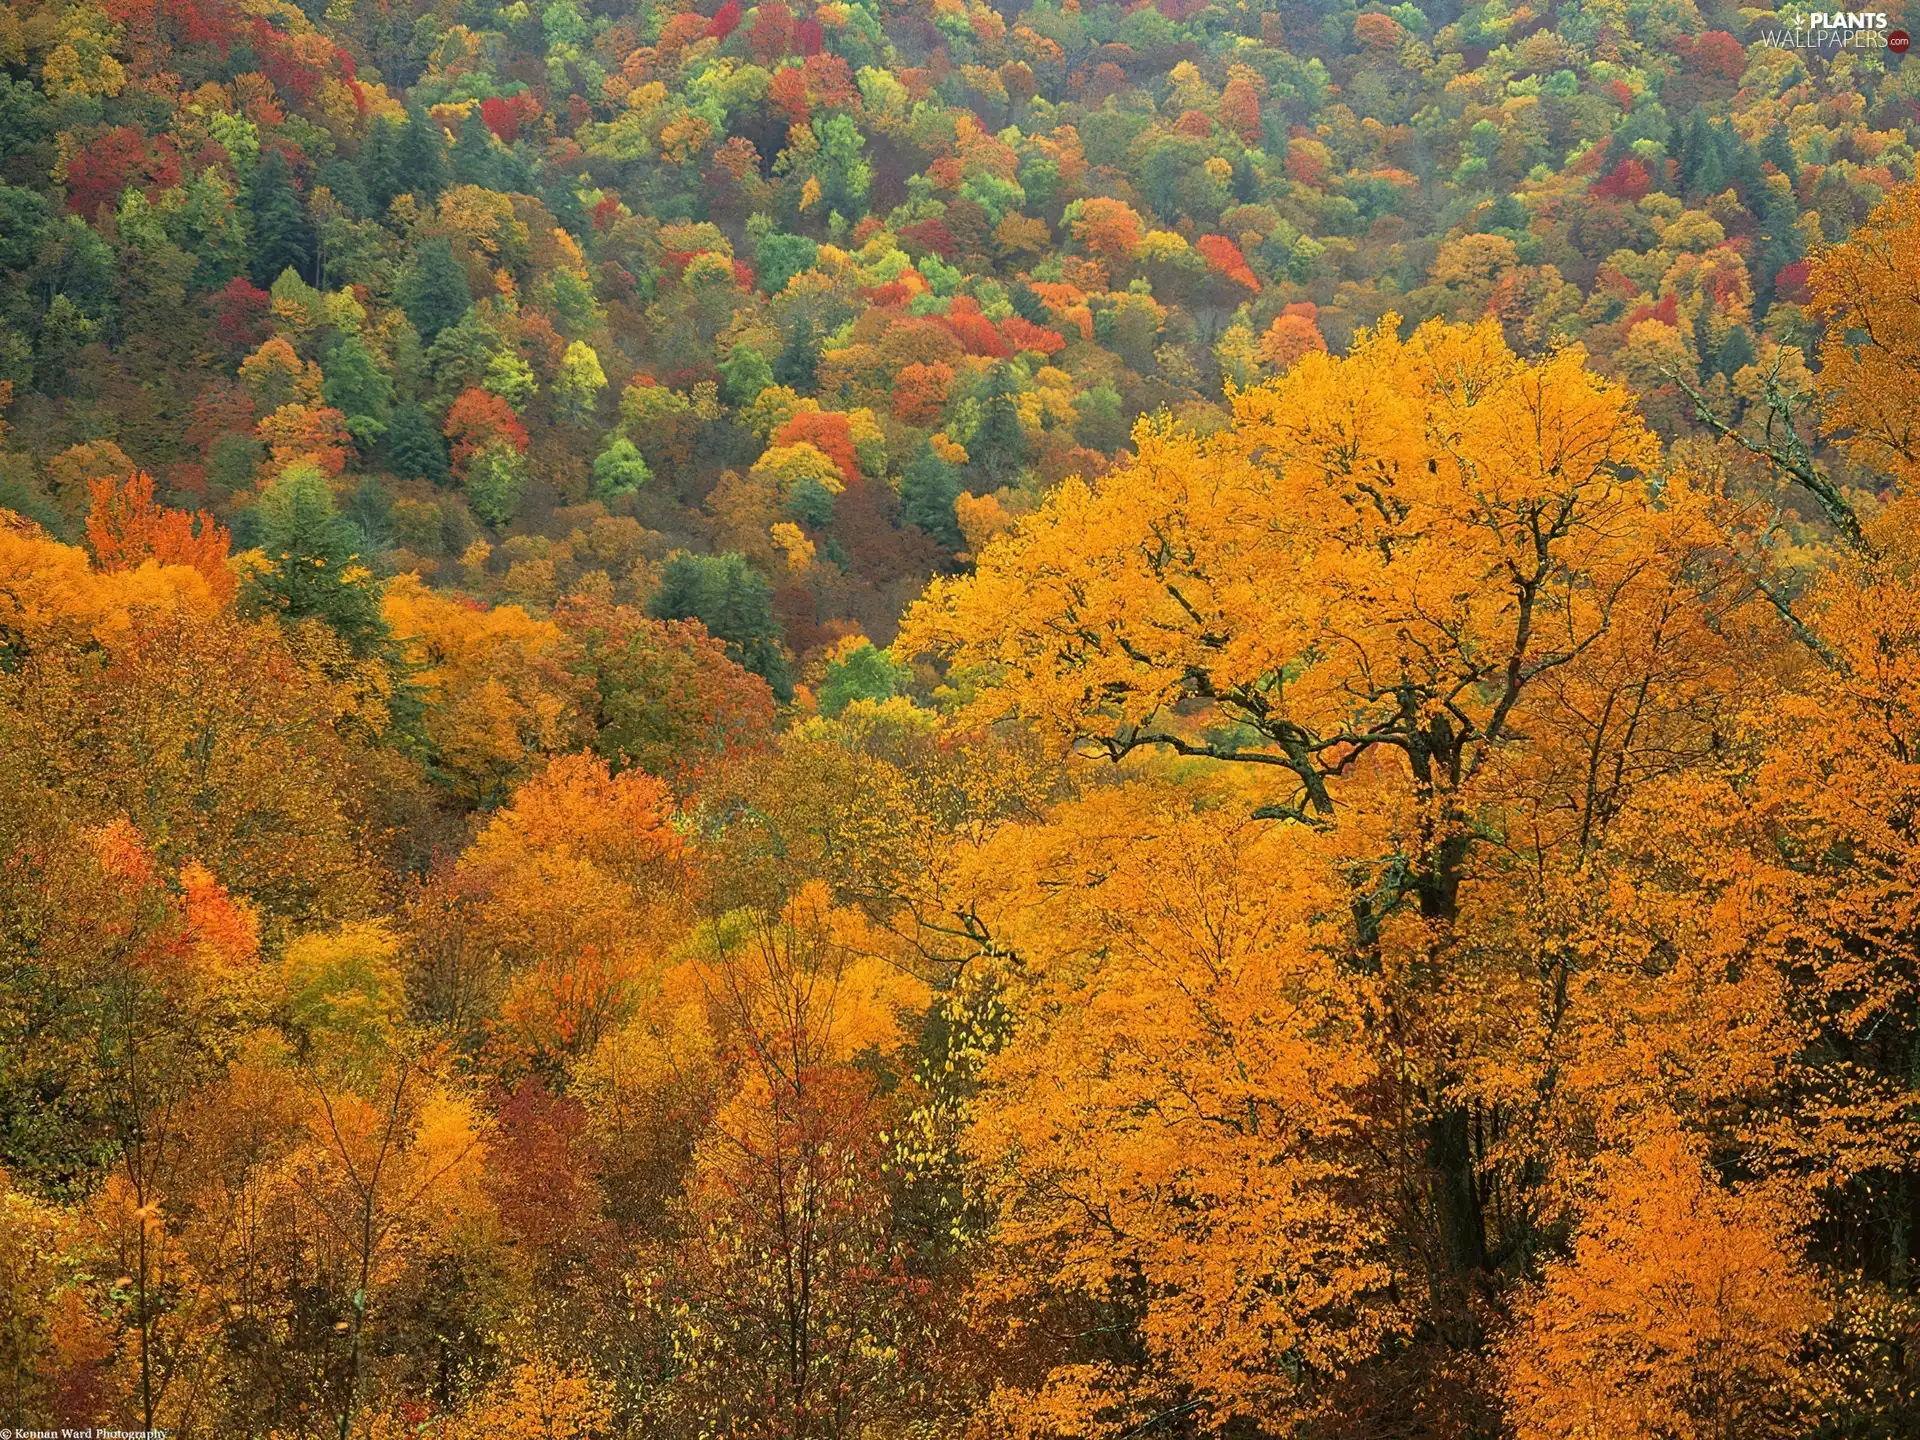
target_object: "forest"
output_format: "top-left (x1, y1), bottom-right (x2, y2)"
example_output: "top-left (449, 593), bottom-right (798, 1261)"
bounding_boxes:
top-left (3, 0), bottom-right (1920, 1431)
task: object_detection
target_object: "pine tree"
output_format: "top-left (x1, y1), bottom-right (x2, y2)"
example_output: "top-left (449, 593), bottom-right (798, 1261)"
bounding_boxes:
top-left (646, 552), bottom-right (794, 701)
top-left (1761, 125), bottom-right (1797, 182)
top-left (901, 447), bottom-right (964, 549)
top-left (396, 237), bottom-right (472, 343)
top-left (359, 114), bottom-right (403, 215)
top-left (386, 401), bottom-right (450, 484)
top-left (773, 316), bottom-right (819, 390)
top-left (395, 105), bottom-right (450, 204)
top-left (247, 148), bottom-right (312, 286)
top-left (970, 365), bottom-right (1028, 489)
top-left (244, 462), bottom-right (388, 655)
top-left (315, 158), bottom-right (371, 220)
top-left (450, 110), bottom-right (503, 190)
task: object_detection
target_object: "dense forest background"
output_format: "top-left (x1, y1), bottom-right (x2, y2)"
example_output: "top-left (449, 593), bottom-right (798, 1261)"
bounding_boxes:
top-left (6, 0), bottom-right (1920, 1433)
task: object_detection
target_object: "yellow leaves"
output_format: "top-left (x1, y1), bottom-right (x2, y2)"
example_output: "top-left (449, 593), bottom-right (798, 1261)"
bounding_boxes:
top-left (1810, 184), bottom-right (1920, 491)
top-left (435, 1354), bottom-right (615, 1440)
top-left (959, 789), bottom-right (1395, 1425)
top-left (382, 574), bottom-right (589, 806)
top-left (769, 520), bottom-right (815, 572)
top-left (41, 23), bottom-right (125, 100)
top-left (466, 752), bottom-right (682, 886)
top-left (798, 174), bottom-right (823, 211)
top-left (696, 881), bottom-right (931, 1067)
top-left (0, 524), bottom-right (217, 658)
top-left (280, 921), bottom-right (408, 1059)
top-left (750, 439), bottom-right (846, 496)
top-left (1500, 1126), bottom-right (1826, 1440)
top-left (901, 315), bottom-right (1683, 836)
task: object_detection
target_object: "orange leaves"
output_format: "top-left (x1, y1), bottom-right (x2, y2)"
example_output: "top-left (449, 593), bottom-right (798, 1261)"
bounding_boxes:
top-left (444, 386), bottom-right (530, 473)
top-left (957, 790), bottom-right (1394, 1428)
top-left (890, 360), bottom-right (954, 424)
top-left (1070, 196), bottom-right (1144, 265)
top-left (179, 861), bottom-right (261, 975)
top-left (255, 402), bottom-right (353, 477)
top-left (938, 294), bottom-right (1013, 358)
top-left (468, 752), bottom-right (683, 887)
top-left (85, 470), bottom-right (236, 604)
top-left (1258, 307), bottom-right (1325, 370)
top-left (454, 755), bottom-right (688, 1071)
top-left (1500, 1128), bottom-right (1825, 1440)
top-left (1194, 233), bottom-right (1259, 293)
top-left (772, 407), bottom-right (860, 483)
top-left (1219, 72), bottom-right (1262, 146)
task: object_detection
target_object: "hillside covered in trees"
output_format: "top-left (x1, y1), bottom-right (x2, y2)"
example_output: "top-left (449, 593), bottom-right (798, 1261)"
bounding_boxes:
top-left (5, 0), bottom-right (1920, 1433)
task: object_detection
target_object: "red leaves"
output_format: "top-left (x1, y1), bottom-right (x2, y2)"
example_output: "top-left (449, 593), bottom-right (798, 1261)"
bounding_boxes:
top-left (768, 64), bottom-right (811, 126)
top-left (1590, 157), bottom-right (1652, 202)
top-left (1196, 234), bottom-right (1261, 293)
top-left (1220, 75), bottom-right (1262, 146)
top-left (65, 127), bottom-right (178, 219)
top-left (481, 92), bottom-right (541, 143)
top-left (1000, 314), bottom-right (1066, 356)
top-left (940, 296), bottom-right (1012, 358)
top-left (86, 470), bottom-right (237, 604)
top-left (747, 1), bottom-right (795, 63)
top-left (1689, 29), bottom-right (1748, 81)
top-left (208, 277), bottom-right (272, 355)
top-left (704, 0), bottom-right (743, 41)
top-left (444, 387), bottom-right (530, 471)
top-left (1624, 293), bottom-right (1679, 330)
top-left (1775, 261), bottom-right (1812, 305)
top-left (899, 218), bottom-right (958, 260)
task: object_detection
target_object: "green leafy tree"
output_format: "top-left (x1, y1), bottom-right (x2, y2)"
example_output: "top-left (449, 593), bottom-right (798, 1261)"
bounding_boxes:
top-left (385, 402), bottom-right (448, 484)
top-left (244, 462), bottom-right (387, 654)
top-left (322, 335), bottom-right (394, 443)
top-left (592, 436), bottom-right (652, 498)
top-left (463, 439), bottom-right (528, 526)
top-left (359, 114), bottom-right (403, 215)
top-left (720, 345), bottom-right (773, 406)
top-left (756, 233), bottom-right (819, 297)
top-left (247, 148), bottom-right (311, 286)
top-left (647, 552), bottom-right (793, 701)
top-left (816, 640), bottom-right (908, 716)
top-left (396, 237), bottom-right (471, 344)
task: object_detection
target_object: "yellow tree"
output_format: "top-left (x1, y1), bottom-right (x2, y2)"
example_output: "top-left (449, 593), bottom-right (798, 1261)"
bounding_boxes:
top-left (383, 575), bottom-right (593, 807)
top-left (643, 882), bottom-right (938, 1440)
top-left (1499, 1128), bottom-right (1826, 1440)
top-left (901, 317), bottom-right (1762, 1348)
top-left (950, 790), bottom-right (1394, 1435)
